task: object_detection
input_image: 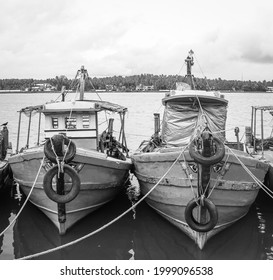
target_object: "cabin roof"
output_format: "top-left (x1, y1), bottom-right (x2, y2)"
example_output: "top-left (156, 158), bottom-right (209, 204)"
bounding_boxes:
top-left (252, 105), bottom-right (273, 111)
top-left (19, 99), bottom-right (127, 115)
top-left (162, 92), bottom-right (228, 106)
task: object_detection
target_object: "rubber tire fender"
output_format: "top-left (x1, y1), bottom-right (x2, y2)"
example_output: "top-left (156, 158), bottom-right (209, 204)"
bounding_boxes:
top-left (43, 164), bottom-right (81, 204)
top-left (189, 137), bottom-right (225, 166)
top-left (44, 135), bottom-right (76, 163)
top-left (184, 197), bottom-right (218, 232)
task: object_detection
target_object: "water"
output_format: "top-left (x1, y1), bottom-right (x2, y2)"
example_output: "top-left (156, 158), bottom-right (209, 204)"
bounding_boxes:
top-left (0, 91), bottom-right (273, 260)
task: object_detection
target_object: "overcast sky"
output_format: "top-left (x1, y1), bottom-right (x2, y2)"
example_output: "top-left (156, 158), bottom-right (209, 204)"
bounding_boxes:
top-left (1, 0), bottom-right (273, 81)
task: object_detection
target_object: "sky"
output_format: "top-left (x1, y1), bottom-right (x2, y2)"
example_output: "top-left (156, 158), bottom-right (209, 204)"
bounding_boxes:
top-left (0, 0), bottom-right (273, 81)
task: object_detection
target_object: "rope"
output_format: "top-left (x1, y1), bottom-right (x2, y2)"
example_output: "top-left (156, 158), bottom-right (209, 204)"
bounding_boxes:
top-left (0, 156), bottom-right (45, 237)
top-left (18, 143), bottom-right (190, 260)
top-left (207, 153), bottom-right (230, 198)
top-left (225, 145), bottom-right (273, 199)
top-left (49, 136), bottom-right (72, 177)
top-left (181, 152), bottom-right (198, 200)
top-left (193, 53), bottom-right (211, 90)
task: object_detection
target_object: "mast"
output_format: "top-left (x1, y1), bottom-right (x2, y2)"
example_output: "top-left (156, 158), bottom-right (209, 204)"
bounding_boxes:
top-left (185, 49), bottom-right (195, 90)
top-left (79, 65), bottom-right (88, 100)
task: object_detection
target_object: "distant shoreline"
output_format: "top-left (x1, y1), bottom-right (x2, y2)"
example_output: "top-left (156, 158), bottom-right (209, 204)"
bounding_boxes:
top-left (0, 90), bottom-right (170, 94)
top-left (0, 90), bottom-right (269, 94)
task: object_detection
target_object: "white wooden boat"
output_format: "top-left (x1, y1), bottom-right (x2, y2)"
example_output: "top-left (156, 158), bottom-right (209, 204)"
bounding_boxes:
top-left (0, 123), bottom-right (12, 191)
top-left (8, 66), bottom-right (132, 234)
top-left (131, 50), bottom-right (269, 249)
top-left (245, 106), bottom-right (273, 196)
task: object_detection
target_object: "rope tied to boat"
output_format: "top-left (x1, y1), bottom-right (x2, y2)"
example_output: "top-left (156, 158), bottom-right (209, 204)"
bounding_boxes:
top-left (49, 137), bottom-right (62, 176)
top-left (224, 144), bottom-right (273, 199)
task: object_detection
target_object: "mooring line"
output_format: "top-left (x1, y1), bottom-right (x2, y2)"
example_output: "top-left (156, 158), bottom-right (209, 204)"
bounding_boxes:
top-left (225, 145), bottom-right (273, 199)
top-left (0, 156), bottom-right (45, 237)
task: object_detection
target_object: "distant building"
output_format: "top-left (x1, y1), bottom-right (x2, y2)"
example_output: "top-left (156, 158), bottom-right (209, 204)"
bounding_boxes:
top-left (136, 84), bottom-right (154, 91)
top-left (29, 83), bottom-right (56, 92)
top-left (266, 86), bottom-right (273, 92)
top-left (105, 84), bottom-right (114, 91)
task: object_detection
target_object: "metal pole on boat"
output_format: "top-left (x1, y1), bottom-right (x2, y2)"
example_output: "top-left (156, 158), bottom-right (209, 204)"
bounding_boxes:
top-left (79, 66), bottom-right (86, 101)
top-left (57, 172), bottom-right (66, 235)
top-left (26, 111), bottom-right (32, 149)
top-left (198, 131), bottom-right (212, 224)
top-left (61, 86), bottom-right (66, 102)
top-left (121, 113), bottom-right (129, 156)
top-left (118, 114), bottom-right (122, 142)
top-left (250, 106), bottom-right (254, 138)
top-left (16, 111), bottom-right (22, 153)
top-left (108, 118), bottom-right (114, 135)
top-left (261, 109), bottom-right (264, 159)
top-left (154, 113), bottom-right (160, 137)
top-left (253, 107), bottom-right (257, 153)
top-left (119, 113), bottom-right (124, 145)
top-left (185, 50), bottom-right (195, 90)
top-left (37, 111), bottom-right (42, 145)
top-left (234, 127), bottom-right (240, 150)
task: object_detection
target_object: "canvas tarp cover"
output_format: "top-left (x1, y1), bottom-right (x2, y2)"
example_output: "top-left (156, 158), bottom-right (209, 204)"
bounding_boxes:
top-left (161, 102), bottom-right (227, 147)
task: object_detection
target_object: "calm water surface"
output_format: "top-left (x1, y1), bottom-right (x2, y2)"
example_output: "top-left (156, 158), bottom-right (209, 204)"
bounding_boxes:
top-left (0, 91), bottom-right (273, 260)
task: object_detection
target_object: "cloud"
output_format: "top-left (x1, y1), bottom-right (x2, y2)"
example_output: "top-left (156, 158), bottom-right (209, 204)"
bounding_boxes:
top-left (0, 0), bottom-right (273, 81)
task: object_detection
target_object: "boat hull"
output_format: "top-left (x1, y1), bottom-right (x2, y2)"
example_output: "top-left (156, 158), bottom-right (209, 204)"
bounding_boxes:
top-left (132, 147), bottom-right (268, 249)
top-left (9, 146), bottom-right (131, 234)
top-left (0, 149), bottom-right (12, 192)
top-left (0, 161), bottom-right (11, 191)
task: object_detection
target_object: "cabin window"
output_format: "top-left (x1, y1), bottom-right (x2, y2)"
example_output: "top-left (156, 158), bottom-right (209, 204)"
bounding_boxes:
top-left (65, 117), bottom-right (77, 129)
top-left (82, 115), bottom-right (90, 128)
top-left (52, 117), bottom-right (59, 129)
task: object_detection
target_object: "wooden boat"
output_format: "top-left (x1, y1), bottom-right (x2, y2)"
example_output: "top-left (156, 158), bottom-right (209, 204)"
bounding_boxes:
top-left (12, 191), bottom-right (134, 260)
top-left (8, 66), bottom-right (132, 235)
top-left (131, 50), bottom-right (269, 249)
top-left (0, 123), bottom-right (12, 191)
top-left (245, 106), bottom-right (273, 197)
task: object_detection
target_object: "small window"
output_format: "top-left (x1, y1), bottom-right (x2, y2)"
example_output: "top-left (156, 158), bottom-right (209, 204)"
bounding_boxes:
top-left (82, 115), bottom-right (90, 128)
top-left (65, 117), bottom-right (77, 129)
top-left (52, 117), bottom-right (59, 129)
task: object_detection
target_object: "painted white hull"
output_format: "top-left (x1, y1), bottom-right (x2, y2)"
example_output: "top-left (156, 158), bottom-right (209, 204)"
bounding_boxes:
top-left (132, 147), bottom-right (268, 249)
top-left (9, 146), bottom-right (132, 234)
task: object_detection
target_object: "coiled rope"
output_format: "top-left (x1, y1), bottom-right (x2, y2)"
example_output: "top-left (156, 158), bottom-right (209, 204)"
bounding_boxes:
top-left (0, 156), bottom-right (45, 237)
top-left (18, 143), bottom-right (191, 260)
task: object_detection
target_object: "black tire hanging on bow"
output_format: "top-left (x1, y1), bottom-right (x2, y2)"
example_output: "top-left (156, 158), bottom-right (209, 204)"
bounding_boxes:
top-left (44, 134), bottom-right (76, 163)
top-left (184, 197), bottom-right (218, 232)
top-left (43, 164), bottom-right (81, 204)
top-left (189, 137), bottom-right (225, 166)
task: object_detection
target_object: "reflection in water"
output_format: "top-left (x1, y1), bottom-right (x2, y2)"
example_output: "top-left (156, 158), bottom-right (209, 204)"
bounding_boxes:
top-left (0, 184), bottom-right (272, 260)
top-left (255, 193), bottom-right (273, 260)
top-left (133, 201), bottom-right (264, 260)
top-left (0, 183), bottom-right (22, 259)
top-left (12, 190), bottom-right (135, 260)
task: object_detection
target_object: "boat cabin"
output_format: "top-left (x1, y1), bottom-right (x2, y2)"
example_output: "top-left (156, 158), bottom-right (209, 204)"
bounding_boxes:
top-left (43, 100), bottom-right (98, 150)
top-left (16, 99), bottom-right (128, 155)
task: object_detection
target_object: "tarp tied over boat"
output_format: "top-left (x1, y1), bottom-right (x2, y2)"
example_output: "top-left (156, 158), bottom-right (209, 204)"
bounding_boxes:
top-left (161, 100), bottom-right (227, 147)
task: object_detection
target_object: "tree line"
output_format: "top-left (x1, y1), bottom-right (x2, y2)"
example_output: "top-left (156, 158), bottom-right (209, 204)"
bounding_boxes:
top-left (0, 74), bottom-right (272, 92)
